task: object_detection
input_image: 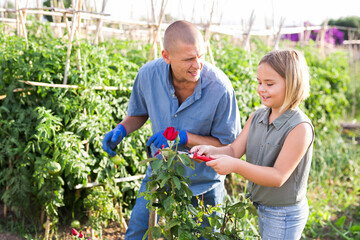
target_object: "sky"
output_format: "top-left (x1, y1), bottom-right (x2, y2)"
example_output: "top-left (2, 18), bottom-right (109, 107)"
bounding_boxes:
top-left (102, 0), bottom-right (360, 29)
top-left (3, 0), bottom-right (359, 29)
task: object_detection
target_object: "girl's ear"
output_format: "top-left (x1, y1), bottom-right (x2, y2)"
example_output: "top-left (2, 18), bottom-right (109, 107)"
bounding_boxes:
top-left (162, 49), bottom-right (171, 64)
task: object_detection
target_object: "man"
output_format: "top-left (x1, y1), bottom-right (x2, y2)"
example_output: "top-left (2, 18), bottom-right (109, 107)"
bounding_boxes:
top-left (102, 20), bottom-right (241, 239)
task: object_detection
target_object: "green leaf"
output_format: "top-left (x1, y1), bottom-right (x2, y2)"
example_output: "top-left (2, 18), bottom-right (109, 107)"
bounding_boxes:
top-left (335, 215), bottom-right (346, 228)
top-left (152, 226), bottom-right (162, 238)
top-left (164, 196), bottom-right (175, 212)
top-left (350, 224), bottom-right (360, 232)
top-left (173, 176), bottom-right (181, 190)
top-left (177, 153), bottom-right (195, 170)
top-left (160, 176), bottom-right (171, 188)
top-left (164, 218), bottom-right (181, 231)
top-left (175, 164), bottom-right (185, 176)
top-left (165, 151), bottom-right (176, 168)
top-left (139, 157), bottom-right (158, 165)
top-left (151, 159), bottom-right (162, 171)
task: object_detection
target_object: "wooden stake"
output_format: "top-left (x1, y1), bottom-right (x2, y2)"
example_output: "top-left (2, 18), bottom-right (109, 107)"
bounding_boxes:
top-left (15, 0), bottom-right (20, 36)
top-left (318, 19), bottom-right (328, 55)
top-left (18, 9), bottom-right (28, 43)
top-left (148, 0), bottom-right (168, 61)
top-left (45, 214), bottom-right (51, 240)
top-left (3, 157), bottom-right (11, 218)
top-left (63, 0), bottom-right (79, 85)
top-left (274, 17), bottom-right (285, 50)
top-left (242, 10), bottom-right (255, 52)
top-left (204, 0), bottom-right (215, 65)
top-left (148, 187), bottom-right (158, 240)
top-left (94, 0), bottom-right (107, 45)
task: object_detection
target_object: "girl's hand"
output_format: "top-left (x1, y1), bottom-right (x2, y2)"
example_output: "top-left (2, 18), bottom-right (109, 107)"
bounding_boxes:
top-left (190, 145), bottom-right (216, 163)
top-left (190, 145), bottom-right (216, 157)
top-left (206, 155), bottom-right (238, 175)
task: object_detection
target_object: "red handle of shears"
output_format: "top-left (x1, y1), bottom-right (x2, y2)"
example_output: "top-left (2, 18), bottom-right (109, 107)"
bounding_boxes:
top-left (193, 152), bottom-right (213, 162)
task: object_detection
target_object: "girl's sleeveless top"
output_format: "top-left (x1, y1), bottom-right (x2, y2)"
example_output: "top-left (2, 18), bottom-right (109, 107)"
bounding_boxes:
top-left (246, 107), bottom-right (314, 206)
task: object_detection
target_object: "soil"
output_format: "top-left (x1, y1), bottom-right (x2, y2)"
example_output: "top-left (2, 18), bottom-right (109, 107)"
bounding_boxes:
top-left (0, 222), bottom-right (126, 240)
top-left (0, 203), bottom-right (127, 240)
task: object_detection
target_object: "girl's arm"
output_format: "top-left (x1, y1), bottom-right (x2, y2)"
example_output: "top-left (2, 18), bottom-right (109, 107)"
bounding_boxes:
top-left (207, 122), bottom-right (313, 187)
top-left (191, 113), bottom-right (254, 159)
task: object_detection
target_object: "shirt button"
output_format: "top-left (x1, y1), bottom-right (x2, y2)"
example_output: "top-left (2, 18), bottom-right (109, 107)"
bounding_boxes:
top-left (174, 114), bottom-right (178, 117)
top-left (172, 94), bottom-right (176, 98)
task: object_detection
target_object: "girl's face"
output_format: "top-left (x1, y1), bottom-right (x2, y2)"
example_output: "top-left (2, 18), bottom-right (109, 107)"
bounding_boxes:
top-left (257, 63), bottom-right (286, 112)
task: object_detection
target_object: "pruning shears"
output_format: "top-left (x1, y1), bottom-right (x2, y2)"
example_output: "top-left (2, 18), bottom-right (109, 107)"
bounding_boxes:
top-left (178, 150), bottom-right (213, 162)
top-left (146, 136), bottom-right (213, 162)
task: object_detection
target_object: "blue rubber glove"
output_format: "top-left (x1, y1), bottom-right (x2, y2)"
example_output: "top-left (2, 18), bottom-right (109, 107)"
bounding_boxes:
top-left (146, 130), bottom-right (168, 148)
top-left (176, 130), bottom-right (188, 146)
top-left (102, 124), bottom-right (127, 157)
top-left (147, 130), bottom-right (188, 148)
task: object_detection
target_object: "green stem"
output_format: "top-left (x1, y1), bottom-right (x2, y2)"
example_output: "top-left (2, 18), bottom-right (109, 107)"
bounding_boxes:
top-left (327, 219), bottom-right (351, 240)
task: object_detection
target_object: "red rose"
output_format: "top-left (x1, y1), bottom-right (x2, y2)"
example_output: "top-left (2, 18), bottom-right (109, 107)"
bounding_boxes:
top-left (163, 127), bottom-right (179, 141)
top-left (72, 228), bottom-right (79, 236)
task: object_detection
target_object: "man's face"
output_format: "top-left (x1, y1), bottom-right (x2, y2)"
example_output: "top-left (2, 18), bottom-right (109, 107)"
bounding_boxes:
top-left (163, 40), bottom-right (205, 83)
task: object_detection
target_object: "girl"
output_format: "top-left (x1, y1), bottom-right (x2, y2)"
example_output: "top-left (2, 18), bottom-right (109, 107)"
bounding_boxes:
top-left (191, 49), bottom-right (314, 239)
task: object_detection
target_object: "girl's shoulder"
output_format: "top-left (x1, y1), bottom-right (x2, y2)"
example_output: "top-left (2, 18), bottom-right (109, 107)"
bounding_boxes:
top-left (290, 108), bottom-right (313, 126)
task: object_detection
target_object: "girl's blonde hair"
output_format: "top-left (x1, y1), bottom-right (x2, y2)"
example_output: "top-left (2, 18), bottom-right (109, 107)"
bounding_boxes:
top-left (259, 49), bottom-right (310, 111)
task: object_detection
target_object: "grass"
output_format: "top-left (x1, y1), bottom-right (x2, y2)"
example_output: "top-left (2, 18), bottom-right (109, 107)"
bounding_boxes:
top-left (303, 130), bottom-right (360, 239)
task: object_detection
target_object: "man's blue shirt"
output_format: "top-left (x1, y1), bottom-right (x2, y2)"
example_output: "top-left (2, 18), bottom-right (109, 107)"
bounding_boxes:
top-left (127, 58), bottom-right (241, 195)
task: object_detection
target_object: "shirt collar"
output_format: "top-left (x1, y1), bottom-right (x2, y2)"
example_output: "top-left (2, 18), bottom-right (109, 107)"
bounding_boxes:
top-left (258, 107), bottom-right (297, 130)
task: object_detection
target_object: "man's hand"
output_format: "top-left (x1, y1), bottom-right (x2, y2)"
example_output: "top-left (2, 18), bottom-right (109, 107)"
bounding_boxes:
top-left (147, 129), bottom-right (188, 148)
top-left (102, 124), bottom-right (127, 157)
top-left (147, 130), bottom-right (168, 148)
top-left (176, 130), bottom-right (188, 146)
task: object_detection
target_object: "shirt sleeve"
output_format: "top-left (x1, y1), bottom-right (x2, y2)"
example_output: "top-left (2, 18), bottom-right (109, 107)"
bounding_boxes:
top-left (211, 89), bottom-right (241, 144)
top-left (127, 71), bottom-right (149, 116)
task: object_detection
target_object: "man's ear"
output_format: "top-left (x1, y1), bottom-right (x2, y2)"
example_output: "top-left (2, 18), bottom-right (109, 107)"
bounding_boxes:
top-left (162, 49), bottom-right (171, 64)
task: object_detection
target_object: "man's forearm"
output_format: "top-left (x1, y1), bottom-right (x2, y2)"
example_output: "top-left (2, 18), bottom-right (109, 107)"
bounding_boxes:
top-left (186, 132), bottom-right (224, 148)
top-left (120, 115), bottom-right (149, 135)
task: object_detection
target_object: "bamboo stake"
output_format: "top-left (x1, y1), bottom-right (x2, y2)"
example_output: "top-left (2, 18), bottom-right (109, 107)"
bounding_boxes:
top-left (19, 80), bottom-right (124, 90)
top-left (50, 0), bottom-right (57, 37)
top-left (148, 207), bottom-right (157, 240)
top-left (0, 80), bottom-right (126, 100)
top-left (242, 10), bottom-right (255, 52)
top-left (77, 0), bottom-right (82, 36)
top-left (204, 0), bottom-right (215, 65)
top-left (303, 21), bottom-right (311, 45)
top-left (63, 0), bottom-right (79, 85)
top-left (3, 157), bottom-right (11, 218)
top-left (74, 175), bottom-right (145, 189)
top-left (36, 0), bottom-right (42, 21)
top-left (15, 0), bottom-right (20, 36)
top-left (63, 12), bottom-right (70, 38)
top-left (318, 19), bottom-right (328, 55)
top-left (274, 17), bottom-right (285, 50)
top-left (115, 203), bottom-right (128, 231)
top-left (74, 0), bottom-right (82, 71)
top-left (148, 0), bottom-right (168, 61)
top-left (44, 214), bottom-right (51, 240)
top-left (94, 0), bottom-right (107, 45)
top-left (18, 8), bottom-right (28, 43)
